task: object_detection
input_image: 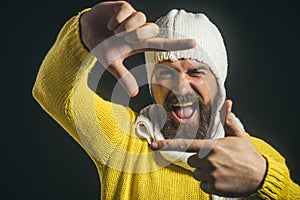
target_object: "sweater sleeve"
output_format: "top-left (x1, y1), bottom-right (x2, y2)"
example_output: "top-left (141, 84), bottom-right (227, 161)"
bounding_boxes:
top-left (32, 9), bottom-right (138, 164)
top-left (248, 136), bottom-right (300, 199)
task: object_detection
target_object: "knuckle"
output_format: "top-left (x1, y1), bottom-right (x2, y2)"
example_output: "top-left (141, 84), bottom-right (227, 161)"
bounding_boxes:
top-left (181, 139), bottom-right (190, 150)
top-left (210, 171), bottom-right (219, 181)
top-left (211, 144), bottom-right (222, 154)
top-left (211, 181), bottom-right (223, 192)
top-left (164, 140), bottom-right (170, 146)
top-left (179, 143), bottom-right (186, 150)
top-left (205, 156), bottom-right (215, 167)
top-left (162, 140), bottom-right (170, 148)
top-left (225, 117), bottom-right (233, 126)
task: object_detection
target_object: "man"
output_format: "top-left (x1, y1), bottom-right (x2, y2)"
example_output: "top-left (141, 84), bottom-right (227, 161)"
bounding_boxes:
top-left (32, 1), bottom-right (300, 199)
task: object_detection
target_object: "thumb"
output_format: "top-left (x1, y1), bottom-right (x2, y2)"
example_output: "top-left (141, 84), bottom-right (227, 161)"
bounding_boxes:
top-left (108, 60), bottom-right (139, 97)
top-left (223, 99), bottom-right (244, 137)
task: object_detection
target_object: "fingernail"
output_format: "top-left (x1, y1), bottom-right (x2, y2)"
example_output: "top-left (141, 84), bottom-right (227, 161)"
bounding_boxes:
top-left (128, 87), bottom-right (139, 97)
top-left (118, 72), bottom-right (139, 97)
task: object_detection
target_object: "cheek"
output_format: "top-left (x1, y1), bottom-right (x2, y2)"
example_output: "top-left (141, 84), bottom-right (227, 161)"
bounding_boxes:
top-left (206, 75), bottom-right (218, 100)
top-left (190, 79), bottom-right (214, 104)
top-left (151, 83), bottom-right (169, 105)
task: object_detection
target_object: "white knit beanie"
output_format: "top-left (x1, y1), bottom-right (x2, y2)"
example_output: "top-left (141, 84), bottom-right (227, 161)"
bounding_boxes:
top-left (145, 9), bottom-right (228, 112)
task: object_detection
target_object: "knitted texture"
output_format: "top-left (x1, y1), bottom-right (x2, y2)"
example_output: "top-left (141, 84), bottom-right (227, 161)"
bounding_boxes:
top-left (32, 9), bottom-right (300, 200)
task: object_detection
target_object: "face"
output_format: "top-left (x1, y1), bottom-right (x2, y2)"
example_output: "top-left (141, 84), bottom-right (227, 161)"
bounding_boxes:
top-left (151, 59), bottom-right (217, 139)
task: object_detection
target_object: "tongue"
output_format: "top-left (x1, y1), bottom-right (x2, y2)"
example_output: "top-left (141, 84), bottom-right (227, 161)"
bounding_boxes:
top-left (173, 106), bottom-right (194, 119)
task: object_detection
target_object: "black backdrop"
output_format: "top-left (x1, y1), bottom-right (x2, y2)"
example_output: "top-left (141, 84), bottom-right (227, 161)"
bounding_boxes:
top-left (3, 0), bottom-right (300, 199)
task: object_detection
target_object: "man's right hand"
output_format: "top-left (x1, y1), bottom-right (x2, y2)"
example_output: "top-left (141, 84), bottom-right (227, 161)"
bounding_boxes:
top-left (80, 1), bottom-right (159, 51)
top-left (80, 1), bottom-right (196, 97)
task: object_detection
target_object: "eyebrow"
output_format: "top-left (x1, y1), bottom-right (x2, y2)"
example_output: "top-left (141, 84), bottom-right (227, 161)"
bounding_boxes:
top-left (154, 63), bottom-right (209, 73)
top-left (187, 66), bottom-right (209, 73)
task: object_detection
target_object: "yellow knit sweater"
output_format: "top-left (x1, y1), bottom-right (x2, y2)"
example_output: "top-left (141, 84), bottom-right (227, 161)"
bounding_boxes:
top-left (32, 10), bottom-right (300, 200)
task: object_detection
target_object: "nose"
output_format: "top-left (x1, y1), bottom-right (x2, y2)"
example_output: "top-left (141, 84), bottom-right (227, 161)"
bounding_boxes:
top-left (172, 74), bottom-right (191, 95)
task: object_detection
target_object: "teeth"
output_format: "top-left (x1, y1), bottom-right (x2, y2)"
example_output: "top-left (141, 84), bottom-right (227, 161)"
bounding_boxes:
top-left (173, 102), bottom-right (194, 107)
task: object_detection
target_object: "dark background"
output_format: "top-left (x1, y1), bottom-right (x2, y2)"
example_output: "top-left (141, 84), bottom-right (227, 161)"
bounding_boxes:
top-left (3, 0), bottom-right (299, 199)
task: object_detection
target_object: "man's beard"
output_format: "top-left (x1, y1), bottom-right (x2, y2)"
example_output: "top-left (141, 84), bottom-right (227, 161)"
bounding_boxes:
top-left (160, 93), bottom-right (212, 140)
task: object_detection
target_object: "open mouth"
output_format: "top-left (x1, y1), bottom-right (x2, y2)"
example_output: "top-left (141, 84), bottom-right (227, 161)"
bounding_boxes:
top-left (171, 102), bottom-right (198, 124)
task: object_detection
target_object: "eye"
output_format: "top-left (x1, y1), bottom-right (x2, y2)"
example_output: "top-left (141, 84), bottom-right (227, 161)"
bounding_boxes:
top-left (154, 67), bottom-right (174, 79)
top-left (159, 69), bottom-right (172, 76)
top-left (189, 68), bottom-right (208, 77)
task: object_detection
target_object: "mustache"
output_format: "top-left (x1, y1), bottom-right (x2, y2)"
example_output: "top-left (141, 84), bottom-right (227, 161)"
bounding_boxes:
top-left (164, 93), bottom-right (204, 109)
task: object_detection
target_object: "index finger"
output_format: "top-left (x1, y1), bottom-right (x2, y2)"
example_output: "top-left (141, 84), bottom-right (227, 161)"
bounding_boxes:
top-left (146, 38), bottom-right (197, 51)
top-left (123, 22), bottom-right (196, 52)
top-left (150, 139), bottom-right (212, 153)
top-left (129, 37), bottom-right (197, 54)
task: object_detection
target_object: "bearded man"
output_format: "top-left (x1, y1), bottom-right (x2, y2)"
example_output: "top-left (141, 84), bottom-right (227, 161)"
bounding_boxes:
top-left (32, 1), bottom-right (300, 199)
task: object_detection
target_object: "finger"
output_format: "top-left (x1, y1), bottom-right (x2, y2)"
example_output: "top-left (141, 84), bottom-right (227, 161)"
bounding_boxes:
top-left (150, 139), bottom-right (203, 152)
top-left (150, 139), bottom-right (214, 152)
top-left (144, 38), bottom-right (197, 51)
top-left (188, 154), bottom-right (203, 168)
top-left (107, 2), bottom-right (136, 31)
top-left (124, 38), bottom-right (196, 58)
top-left (193, 168), bottom-right (203, 181)
top-left (107, 60), bottom-right (139, 97)
top-left (193, 168), bottom-right (211, 182)
top-left (114, 11), bottom-right (147, 34)
top-left (200, 181), bottom-right (214, 195)
top-left (223, 99), bottom-right (244, 137)
top-left (125, 23), bottom-right (159, 42)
